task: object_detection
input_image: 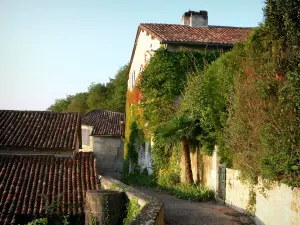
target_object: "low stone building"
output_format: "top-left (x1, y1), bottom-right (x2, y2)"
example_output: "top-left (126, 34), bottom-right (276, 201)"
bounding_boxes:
top-left (0, 110), bottom-right (99, 224)
top-left (81, 110), bottom-right (125, 178)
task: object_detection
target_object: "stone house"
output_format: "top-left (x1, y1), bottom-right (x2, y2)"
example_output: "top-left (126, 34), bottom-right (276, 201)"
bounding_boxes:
top-left (81, 110), bottom-right (125, 178)
top-left (0, 110), bottom-right (99, 224)
top-left (127, 10), bottom-right (252, 174)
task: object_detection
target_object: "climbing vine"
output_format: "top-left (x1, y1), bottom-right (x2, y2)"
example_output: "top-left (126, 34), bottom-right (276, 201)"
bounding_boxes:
top-left (131, 48), bottom-right (220, 182)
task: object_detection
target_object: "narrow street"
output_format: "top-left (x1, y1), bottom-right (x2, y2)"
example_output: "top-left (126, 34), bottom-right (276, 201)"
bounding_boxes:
top-left (134, 187), bottom-right (254, 225)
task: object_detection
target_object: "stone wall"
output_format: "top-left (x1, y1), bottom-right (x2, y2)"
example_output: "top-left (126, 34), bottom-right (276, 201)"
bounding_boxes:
top-left (199, 147), bottom-right (219, 193)
top-left (101, 176), bottom-right (164, 225)
top-left (81, 125), bottom-right (93, 152)
top-left (93, 136), bottom-right (124, 178)
top-left (226, 168), bottom-right (300, 225)
top-left (225, 169), bottom-right (251, 212)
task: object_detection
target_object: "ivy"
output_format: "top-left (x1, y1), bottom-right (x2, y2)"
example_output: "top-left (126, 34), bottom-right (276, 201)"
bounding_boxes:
top-left (138, 48), bottom-right (219, 131)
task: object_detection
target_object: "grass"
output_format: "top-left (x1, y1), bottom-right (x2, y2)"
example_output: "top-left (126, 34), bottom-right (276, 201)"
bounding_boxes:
top-left (121, 173), bottom-right (157, 188)
top-left (122, 199), bottom-right (141, 225)
top-left (161, 183), bottom-right (215, 201)
top-left (122, 173), bottom-right (215, 202)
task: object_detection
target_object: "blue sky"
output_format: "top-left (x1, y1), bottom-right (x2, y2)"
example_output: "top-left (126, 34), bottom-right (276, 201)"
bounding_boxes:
top-left (0, 0), bottom-right (265, 110)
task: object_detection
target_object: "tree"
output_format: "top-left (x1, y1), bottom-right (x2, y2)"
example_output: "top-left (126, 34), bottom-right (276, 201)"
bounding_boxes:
top-left (155, 114), bottom-right (199, 184)
top-left (67, 93), bottom-right (88, 114)
top-left (108, 64), bottom-right (129, 112)
top-left (48, 63), bottom-right (128, 113)
top-left (47, 95), bottom-right (74, 112)
top-left (86, 83), bottom-right (109, 110)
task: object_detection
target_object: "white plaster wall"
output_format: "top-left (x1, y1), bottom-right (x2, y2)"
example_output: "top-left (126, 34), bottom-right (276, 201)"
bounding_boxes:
top-left (92, 136), bottom-right (124, 173)
top-left (128, 30), bottom-right (161, 91)
top-left (138, 141), bottom-right (153, 174)
top-left (225, 169), bottom-right (300, 225)
top-left (255, 181), bottom-right (300, 225)
top-left (225, 168), bottom-right (251, 212)
top-left (200, 147), bottom-right (219, 192)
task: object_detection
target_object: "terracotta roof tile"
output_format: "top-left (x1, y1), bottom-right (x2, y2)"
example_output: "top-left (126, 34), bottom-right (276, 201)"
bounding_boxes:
top-left (0, 152), bottom-right (99, 224)
top-left (82, 110), bottom-right (124, 136)
top-left (140, 23), bottom-right (253, 45)
top-left (0, 110), bottom-right (81, 151)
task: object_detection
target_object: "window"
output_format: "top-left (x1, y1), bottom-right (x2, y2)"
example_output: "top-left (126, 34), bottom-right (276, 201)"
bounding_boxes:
top-left (82, 128), bottom-right (90, 145)
top-left (132, 70), bottom-right (136, 89)
top-left (139, 64), bottom-right (143, 73)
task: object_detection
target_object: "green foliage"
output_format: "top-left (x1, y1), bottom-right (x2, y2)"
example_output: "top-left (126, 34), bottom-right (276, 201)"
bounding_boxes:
top-left (49, 64), bottom-right (128, 113)
top-left (264, 0), bottom-right (300, 74)
top-left (157, 171), bottom-right (180, 187)
top-left (122, 173), bottom-right (157, 188)
top-left (123, 173), bottom-right (214, 202)
top-left (135, 48), bottom-right (219, 186)
top-left (181, 49), bottom-right (245, 164)
top-left (123, 119), bottom-right (145, 174)
top-left (108, 64), bottom-right (129, 112)
top-left (122, 199), bottom-right (141, 225)
top-left (155, 113), bottom-right (197, 145)
top-left (87, 83), bottom-right (110, 111)
top-left (27, 218), bottom-right (48, 225)
top-left (139, 48), bottom-right (219, 130)
top-left (177, 0), bottom-right (300, 187)
top-left (47, 95), bottom-right (74, 112)
top-left (127, 121), bottom-right (143, 164)
top-left (67, 92), bottom-right (89, 114)
top-left (246, 188), bottom-right (256, 215)
top-left (164, 183), bottom-right (215, 201)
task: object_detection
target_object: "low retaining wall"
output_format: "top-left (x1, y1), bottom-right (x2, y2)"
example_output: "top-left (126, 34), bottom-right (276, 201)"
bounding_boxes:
top-left (101, 176), bottom-right (164, 225)
top-left (226, 168), bottom-right (300, 225)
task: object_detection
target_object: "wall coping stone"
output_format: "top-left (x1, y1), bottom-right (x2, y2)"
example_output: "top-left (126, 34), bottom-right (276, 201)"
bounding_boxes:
top-left (101, 176), bottom-right (164, 225)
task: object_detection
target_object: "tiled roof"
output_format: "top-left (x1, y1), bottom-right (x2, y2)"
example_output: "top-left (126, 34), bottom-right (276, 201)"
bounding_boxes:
top-left (82, 110), bottom-right (124, 136)
top-left (0, 110), bottom-right (82, 151)
top-left (0, 152), bottom-right (99, 224)
top-left (140, 23), bottom-right (253, 45)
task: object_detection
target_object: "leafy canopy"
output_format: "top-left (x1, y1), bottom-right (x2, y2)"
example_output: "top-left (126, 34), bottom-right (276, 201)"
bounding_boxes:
top-left (48, 64), bottom-right (128, 113)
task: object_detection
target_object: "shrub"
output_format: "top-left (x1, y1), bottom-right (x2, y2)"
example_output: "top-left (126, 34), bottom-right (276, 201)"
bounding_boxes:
top-left (168, 184), bottom-right (215, 201)
top-left (157, 170), bottom-right (180, 187)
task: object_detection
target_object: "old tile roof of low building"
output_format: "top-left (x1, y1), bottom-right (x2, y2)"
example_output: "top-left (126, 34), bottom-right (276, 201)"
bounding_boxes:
top-left (140, 23), bottom-right (253, 45)
top-left (0, 110), bottom-right (82, 151)
top-left (0, 152), bottom-right (99, 224)
top-left (82, 110), bottom-right (124, 136)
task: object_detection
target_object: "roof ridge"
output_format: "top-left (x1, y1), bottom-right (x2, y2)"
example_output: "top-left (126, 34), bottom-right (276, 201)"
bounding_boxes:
top-left (86, 109), bottom-right (124, 115)
top-left (140, 23), bottom-right (253, 29)
top-left (0, 109), bottom-right (80, 115)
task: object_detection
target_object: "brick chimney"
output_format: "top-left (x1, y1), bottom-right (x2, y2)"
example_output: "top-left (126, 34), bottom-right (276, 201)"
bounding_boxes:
top-left (181, 10), bottom-right (208, 27)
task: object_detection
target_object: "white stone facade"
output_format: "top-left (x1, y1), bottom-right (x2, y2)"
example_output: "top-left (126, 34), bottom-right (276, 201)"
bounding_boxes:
top-left (128, 30), bottom-right (161, 91)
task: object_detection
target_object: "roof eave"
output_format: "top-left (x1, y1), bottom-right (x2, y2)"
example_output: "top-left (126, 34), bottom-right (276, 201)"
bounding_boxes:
top-left (127, 25), bottom-right (164, 80)
top-left (162, 40), bottom-right (235, 47)
top-left (91, 134), bottom-right (123, 137)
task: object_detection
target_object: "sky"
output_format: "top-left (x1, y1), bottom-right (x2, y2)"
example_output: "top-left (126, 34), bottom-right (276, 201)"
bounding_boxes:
top-left (0, 0), bottom-right (265, 110)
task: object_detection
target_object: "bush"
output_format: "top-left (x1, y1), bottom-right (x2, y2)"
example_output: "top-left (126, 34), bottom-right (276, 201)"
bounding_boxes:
top-left (157, 170), bottom-right (180, 187)
top-left (121, 173), bottom-right (157, 188)
top-left (167, 184), bottom-right (215, 202)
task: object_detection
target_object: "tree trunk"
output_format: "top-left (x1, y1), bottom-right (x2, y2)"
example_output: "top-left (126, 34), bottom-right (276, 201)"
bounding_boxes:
top-left (181, 136), bottom-right (194, 184)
